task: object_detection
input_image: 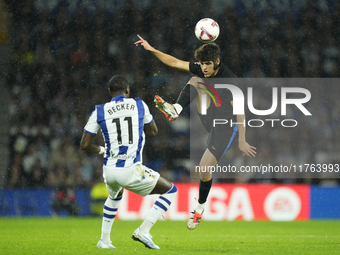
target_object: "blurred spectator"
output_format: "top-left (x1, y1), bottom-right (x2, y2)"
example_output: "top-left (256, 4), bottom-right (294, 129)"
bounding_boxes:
top-left (51, 183), bottom-right (80, 216)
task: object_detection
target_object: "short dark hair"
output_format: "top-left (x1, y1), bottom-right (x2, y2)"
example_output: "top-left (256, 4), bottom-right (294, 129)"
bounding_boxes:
top-left (194, 43), bottom-right (221, 62)
top-left (109, 75), bottom-right (129, 93)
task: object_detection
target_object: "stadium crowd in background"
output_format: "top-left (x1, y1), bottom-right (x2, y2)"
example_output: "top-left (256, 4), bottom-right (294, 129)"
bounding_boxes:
top-left (4, 0), bottom-right (340, 189)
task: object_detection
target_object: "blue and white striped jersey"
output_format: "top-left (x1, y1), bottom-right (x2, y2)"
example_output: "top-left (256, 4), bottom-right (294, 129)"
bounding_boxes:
top-left (84, 94), bottom-right (153, 168)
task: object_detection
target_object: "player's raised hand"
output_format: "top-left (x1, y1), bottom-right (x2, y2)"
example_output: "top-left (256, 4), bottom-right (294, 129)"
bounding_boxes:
top-left (134, 34), bottom-right (154, 51)
top-left (238, 141), bottom-right (256, 158)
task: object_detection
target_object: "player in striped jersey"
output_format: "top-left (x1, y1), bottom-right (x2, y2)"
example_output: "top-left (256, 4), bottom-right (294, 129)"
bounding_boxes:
top-left (80, 75), bottom-right (177, 250)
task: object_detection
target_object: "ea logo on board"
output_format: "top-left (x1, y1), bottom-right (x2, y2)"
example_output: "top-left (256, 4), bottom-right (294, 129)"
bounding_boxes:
top-left (264, 187), bottom-right (301, 221)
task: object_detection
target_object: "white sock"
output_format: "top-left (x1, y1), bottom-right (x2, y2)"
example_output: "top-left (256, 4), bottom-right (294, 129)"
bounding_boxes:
top-left (101, 195), bottom-right (122, 243)
top-left (173, 103), bottom-right (183, 114)
top-left (196, 202), bottom-right (206, 214)
top-left (140, 184), bottom-right (177, 234)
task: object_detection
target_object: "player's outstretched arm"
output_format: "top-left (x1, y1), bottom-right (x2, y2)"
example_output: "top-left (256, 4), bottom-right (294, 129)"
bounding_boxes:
top-left (135, 34), bottom-right (190, 72)
top-left (231, 101), bottom-right (256, 158)
top-left (236, 114), bottom-right (256, 158)
top-left (80, 132), bottom-right (105, 155)
top-left (144, 120), bottom-right (158, 137)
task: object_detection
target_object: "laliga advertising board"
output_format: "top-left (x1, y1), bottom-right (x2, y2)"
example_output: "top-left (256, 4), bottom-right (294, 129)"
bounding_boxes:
top-left (116, 184), bottom-right (309, 221)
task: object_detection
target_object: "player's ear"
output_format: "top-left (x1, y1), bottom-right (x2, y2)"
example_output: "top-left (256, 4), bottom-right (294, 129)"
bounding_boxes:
top-left (125, 86), bottom-right (130, 97)
top-left (213, 59), bottom-right (220, 70)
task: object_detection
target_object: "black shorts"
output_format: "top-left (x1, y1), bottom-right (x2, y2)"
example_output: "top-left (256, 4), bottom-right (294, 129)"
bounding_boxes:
top-left (198, 106), bottom-right (214, 132)
top-left (207, 124), bottom-right (238, 161)
top-left (198, 106), bottom-right (238, 161)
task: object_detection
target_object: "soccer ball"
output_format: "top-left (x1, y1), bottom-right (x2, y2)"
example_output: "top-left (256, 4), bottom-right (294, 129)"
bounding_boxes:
top-left (195, 18), bottom-right (220, 43)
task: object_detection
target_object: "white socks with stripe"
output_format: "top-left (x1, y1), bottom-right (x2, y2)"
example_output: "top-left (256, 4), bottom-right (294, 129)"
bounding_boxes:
top-left (100, 184), bottom-right (178, 241)
top-left (101, 195), bottom-right (122, 244)
top-left (173, 103), bottom-right (183, 114)
top-left (196, 202), bottom-right (206, 214)
top-left (140, 184), bottom-right (177, 234)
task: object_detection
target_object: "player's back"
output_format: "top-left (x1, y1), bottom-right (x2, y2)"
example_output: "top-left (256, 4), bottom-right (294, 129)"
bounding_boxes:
top-left (95, 95), bottom-right (146, 168)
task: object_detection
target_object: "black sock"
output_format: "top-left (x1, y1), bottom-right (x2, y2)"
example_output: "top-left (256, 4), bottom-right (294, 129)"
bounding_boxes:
top-left (176, 84), bottom-right (198, 109)
top-left (198, 179), bottom-right (212, 204)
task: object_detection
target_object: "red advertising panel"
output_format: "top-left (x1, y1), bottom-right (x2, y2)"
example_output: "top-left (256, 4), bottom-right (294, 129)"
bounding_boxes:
top-left (116, 184), bottom-right (310, 221)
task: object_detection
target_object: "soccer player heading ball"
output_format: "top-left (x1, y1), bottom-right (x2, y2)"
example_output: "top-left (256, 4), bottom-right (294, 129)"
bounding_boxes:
top-left (135, 34), bottom-right (256, 230)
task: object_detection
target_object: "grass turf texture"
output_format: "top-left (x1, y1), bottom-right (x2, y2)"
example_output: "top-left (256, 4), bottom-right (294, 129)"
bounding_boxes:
top-left (0, 219), bottom-right (339, 255)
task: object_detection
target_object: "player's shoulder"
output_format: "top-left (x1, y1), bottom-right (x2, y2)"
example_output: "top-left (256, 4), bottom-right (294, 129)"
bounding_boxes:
top-left (132, 97), bottom-right (143, 103)
top-left (94, 103), bottom-right (105, 109)
top-left (190, 61), bottom-right (205, 77)
top-left (94, 101), bottom-right (112, 111)
top-left (131, 97), bottom-right (148, 107)
top-left (190, 61), bottom-right (201, 69)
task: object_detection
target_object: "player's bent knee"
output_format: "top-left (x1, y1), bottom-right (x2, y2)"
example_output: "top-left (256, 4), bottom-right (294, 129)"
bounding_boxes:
top-left (150, 176), bottom-right (172, 194)
top-left (199, 171), bottom-right (212, 182)
top-left (188, 76), bottom-right (204, 87)
top-left (200, 176), bottom-right (212, 182)
top-left (117, 188), bottom-right (124, 198)
top-left (167, 183), bottom-right (177, 194)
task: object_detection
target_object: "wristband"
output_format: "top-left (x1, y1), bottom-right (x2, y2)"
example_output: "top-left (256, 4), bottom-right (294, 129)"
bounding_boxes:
top-left (98, 146), bottom-right (105, 154)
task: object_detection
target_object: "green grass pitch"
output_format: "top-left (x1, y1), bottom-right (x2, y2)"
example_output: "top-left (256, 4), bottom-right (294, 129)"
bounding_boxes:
top-left (0, 218), bottom-right (339, 255)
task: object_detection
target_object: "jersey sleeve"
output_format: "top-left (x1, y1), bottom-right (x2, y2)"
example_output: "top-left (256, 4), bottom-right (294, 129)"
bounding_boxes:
top-left (84, 107), bottom-right (100, 135)
top-left (142, 101), bottom-right (154, 125)
top-left (189, 62), bottom-right (204, 77)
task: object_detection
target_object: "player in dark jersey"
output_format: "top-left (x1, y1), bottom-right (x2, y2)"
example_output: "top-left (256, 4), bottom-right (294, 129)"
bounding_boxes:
top-left (135, 35), bottom-right (256, 230)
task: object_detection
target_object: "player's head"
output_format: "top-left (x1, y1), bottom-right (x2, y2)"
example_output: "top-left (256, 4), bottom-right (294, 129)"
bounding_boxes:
top-left (194, 43), bottom-right (221, 77)
top-left (109, 75), bottom-right (130, 97)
